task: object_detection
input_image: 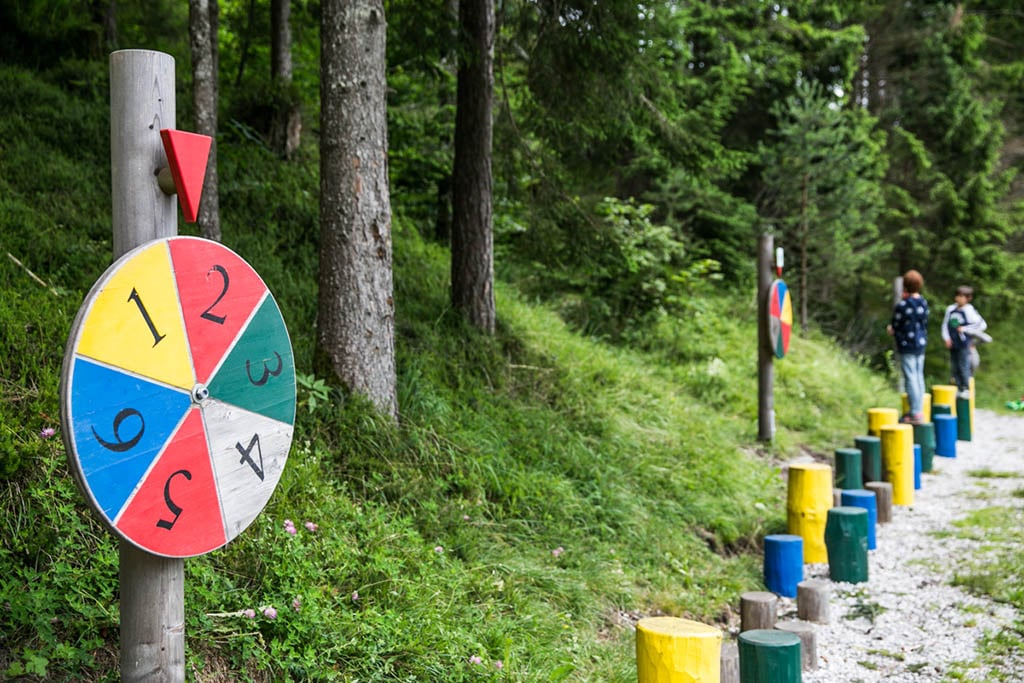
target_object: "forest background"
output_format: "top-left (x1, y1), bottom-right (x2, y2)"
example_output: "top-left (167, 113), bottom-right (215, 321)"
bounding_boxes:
top-left (3, 0), bottom-right (1024, 681)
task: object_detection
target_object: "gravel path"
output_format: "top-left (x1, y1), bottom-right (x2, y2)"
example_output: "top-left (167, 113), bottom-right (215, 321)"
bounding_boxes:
top-left (784, 409), bottom-right (1024, 682)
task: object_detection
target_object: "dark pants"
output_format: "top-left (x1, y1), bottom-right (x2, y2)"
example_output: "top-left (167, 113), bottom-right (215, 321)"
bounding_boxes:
top-left (950, 346), bottom-right (971, 392)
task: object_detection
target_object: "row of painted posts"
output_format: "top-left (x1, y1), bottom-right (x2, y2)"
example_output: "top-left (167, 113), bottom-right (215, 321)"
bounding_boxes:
top-left (634, 381), bottom-right (975, 682)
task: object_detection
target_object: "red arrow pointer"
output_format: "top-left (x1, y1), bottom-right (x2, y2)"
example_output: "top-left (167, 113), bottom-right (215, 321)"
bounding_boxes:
top-left (160, 129), bottom-right (212, 224)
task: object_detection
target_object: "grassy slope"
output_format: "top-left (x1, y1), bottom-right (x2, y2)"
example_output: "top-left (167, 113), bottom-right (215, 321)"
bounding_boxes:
top-left (0, 62), bottom-right (910, 681)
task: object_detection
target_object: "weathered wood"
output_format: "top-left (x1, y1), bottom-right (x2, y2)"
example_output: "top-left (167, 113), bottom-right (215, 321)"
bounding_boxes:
top-left (797, 579), bottom-right (831, 624)
top-left (775, 620), bottom-right (817, 670)
top-left (865, 481), bottom-right (894, 524)
top-left (109, 50), bottom-right (178, 259)
top-left (757, 234), bottom-right (774, 441)
top-left (833, 487), bottom-right (843, 508)
top-left (720, 640), bottom-right (740, 683)
top-left (110, 49), bottom-right (184, 683)
top-left (740, 591), bottom-right (778, 632)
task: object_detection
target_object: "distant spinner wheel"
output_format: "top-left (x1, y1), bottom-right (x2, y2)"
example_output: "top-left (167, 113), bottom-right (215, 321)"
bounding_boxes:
top-left (60, 237), bottom-right (295, 558)
top-left (768, 279), bottom-right (792, 359)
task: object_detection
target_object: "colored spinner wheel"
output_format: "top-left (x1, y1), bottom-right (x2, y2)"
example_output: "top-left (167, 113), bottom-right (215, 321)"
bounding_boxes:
top-left (768, 279), bottom-right (792, 359)
top-left (60, 237), bottom-right (296, 558)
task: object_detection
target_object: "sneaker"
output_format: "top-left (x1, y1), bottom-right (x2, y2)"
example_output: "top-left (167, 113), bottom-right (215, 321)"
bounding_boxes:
top-left (908, 412), bottom-right (926, 425)
top-left (957, 390), bottom-right (971, 400)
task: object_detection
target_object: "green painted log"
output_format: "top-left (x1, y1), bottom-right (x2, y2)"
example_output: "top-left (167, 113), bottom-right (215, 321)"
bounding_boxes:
top-left (854, 436), bottom-right (882, 483)
top-left (932, 403), bottom-right (952, 416)
top-left (738, 629), bottom-right (801, 683)
top-left (833, 448), bottom-right (863, 490)
top-left (912, 422), bottom-right (935, 473)
top-left (956, 397), bottom-right (972, 441)
top-left (824, 507), bottom-right (868, 584)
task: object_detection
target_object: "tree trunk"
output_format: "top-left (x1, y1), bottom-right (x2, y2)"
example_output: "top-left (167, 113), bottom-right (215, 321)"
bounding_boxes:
top-left (270, 0), bottom-right (302, 159)
top-left (451, 0), bottom-right (496, 334)
top-left (799, 172), bottom-right (809, 333)
top-left (190, 0), bottom-right (221, 241)
top-left (434, 0), bottom-right (459, 244)
top-left (318, 0), bottom-right (397, 420)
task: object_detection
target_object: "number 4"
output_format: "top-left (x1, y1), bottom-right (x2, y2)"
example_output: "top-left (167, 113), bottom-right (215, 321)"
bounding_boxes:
top-left (235, 434), bottom-right (265, 481)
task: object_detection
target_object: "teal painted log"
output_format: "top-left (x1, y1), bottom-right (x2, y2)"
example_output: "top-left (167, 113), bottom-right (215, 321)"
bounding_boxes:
top-left (738, 629), bottom-right (802, 683)
top-left (912, 422), bottom-right (935, 473)
top-left (932, 403), bottom-right (952, 416)
top-left (824, 507), bottom-right (868, 584)
top-left (853, 436), bottom-right (882, 483)
top-left (834, 448), bottom-right (863, 490)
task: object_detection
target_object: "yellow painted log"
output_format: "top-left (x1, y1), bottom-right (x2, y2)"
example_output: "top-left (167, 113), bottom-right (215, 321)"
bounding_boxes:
top-left (636, 617), bottom-right (722, 683)
top-left (931, 385), bottom-right (958, 417)
top-left (786, 463), bottom-right (833, 563)
top-left (867, 407), bottom-right (898, 437)
top-left (880, 424), bottom-right (914, 506)
top-left (901, 393), bottom-right (932, 422)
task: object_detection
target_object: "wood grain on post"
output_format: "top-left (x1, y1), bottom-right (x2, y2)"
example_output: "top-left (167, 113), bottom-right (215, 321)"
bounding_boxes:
top-left (740, 591), bottom-right (778, 632)
top-left (757, 233), bottom-right (774, 441)
top-left (110, 49), bottom-right (184, 683)
top-left (775, 620), bottom-right (817, 670)
top-left (865, 481), bottom-right (894, 524)
top-left (796, 579), bottom-right (831, 624)
top-left (720, 640), bottom-right (740, 683)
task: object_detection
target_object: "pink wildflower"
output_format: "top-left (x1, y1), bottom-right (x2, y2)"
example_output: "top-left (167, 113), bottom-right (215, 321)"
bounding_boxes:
top-left (39, 427), bottom-right (56, 439)
top-left (304, 521), bottom-right (318, 532)
top-left (552, 546), bottom-right (565, 558)
top-left (494, 660), bottom-right (504, 670)
top-left (283, 519), bottom-right (297, 535)
top-left (469, 655), bottom-right (482, 665)
top-left (242, 609), bottom-right (256, 619)
top-left (262, 606), bottom-right (277, 619)
top-left (292, 597), bottom-right (301, 612)
top-left (434, 545), bottom-right (444, 554)
top-left (351, 591), bottom-right (360, 602)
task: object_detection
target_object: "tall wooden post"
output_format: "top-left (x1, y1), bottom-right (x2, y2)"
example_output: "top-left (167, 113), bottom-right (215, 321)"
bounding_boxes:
top-left (758, 233), bottom-right (774, 441)
top-left (110, 49), bottom-right (185, 683)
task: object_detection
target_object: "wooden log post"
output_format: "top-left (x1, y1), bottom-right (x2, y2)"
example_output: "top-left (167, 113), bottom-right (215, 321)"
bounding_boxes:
top-left (720, 640), bottom-right (740, 683)
top-left (840, 489), bottom-right (877, 550)
top-left (796, 579), bottom-right (831, 624)
top-left (932, 385), bottom-right (958, 417)
top-left (757, 234), bottom-right (774, 442)
top-left (786, 463), bottom-right (832, 563)
top-left (763, 534), bottom-right (803, 598)
top-left (825, 507), bottom-right (869, 584)
top-left (866, 407), bottom-right (898, 437)
top-left (110, 49), bottom-right (184, 683)
top-left (934, 414), bottom-right (958, 458)
top-left (864, 482), bottom-right (893, 524)
top-left (738, 630), bottom-right (801, 683)
top-left (854, 435), bottom-right (882, 483)
top-left (740, 591), bottom-right (778, 632)
top-left (775, 620), bottom-right (817, 671)
top-left (880, 423), bottom-right (914, 506)
top-left (834, 447), bottom-right (863, 490)
top-left (912, 423), bottom-right (935, 473)
top-left (635, 617), bottom-right (722, 683)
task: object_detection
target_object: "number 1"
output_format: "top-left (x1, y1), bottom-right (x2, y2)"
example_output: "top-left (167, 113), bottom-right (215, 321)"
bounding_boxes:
top-left (128, 288), bottom-right (166, 347)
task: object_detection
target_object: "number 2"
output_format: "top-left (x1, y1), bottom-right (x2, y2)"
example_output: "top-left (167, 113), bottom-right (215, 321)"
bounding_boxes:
top-left (200, 265), bottom-right (229, 325)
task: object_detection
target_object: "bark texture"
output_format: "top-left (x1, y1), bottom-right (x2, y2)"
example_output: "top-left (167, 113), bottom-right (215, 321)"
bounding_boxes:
top-left (451, 0), bottom-right (496, 334)
top-left (189, 0), bottom-right (221, 241)
top-left (318, 0), bottom-right (397, 419)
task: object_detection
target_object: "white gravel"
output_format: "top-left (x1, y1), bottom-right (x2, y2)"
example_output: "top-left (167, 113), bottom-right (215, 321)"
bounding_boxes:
top-left (781, 409), bottom-right (1024, 682)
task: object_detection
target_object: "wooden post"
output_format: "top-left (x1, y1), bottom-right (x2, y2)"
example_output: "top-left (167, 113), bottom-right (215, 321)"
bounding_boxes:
top-left (796, 579), bottom-right (831, 624)
top-left (758, 233), bottom-right (774, 441)
top-left (110, 49), bottom-right (184, 683)
top-left (775, 620), bottom-right (817, 671)
top-left (740, 591), bottom-right (778, 632)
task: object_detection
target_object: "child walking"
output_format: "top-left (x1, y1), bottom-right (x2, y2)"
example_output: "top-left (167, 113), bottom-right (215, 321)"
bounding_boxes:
top-left (887, 270), bottom-right (929, 424)
top-left (941, 285), bottom-right (988, 398)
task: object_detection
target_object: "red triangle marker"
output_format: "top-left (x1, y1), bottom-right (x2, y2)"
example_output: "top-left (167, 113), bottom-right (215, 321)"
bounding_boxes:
top-left (160, 129), bottom-right (212, 224)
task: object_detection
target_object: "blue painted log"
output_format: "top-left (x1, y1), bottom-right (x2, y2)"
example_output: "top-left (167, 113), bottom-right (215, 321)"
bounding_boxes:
top-left (840, 490), bottom-right (877, 550)
top-left (934, 414), bottom-right (958, 458)
top-left (913, 444), bottom-right (921, 490)
top-left (763, 534), bottom-right (804, 598)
